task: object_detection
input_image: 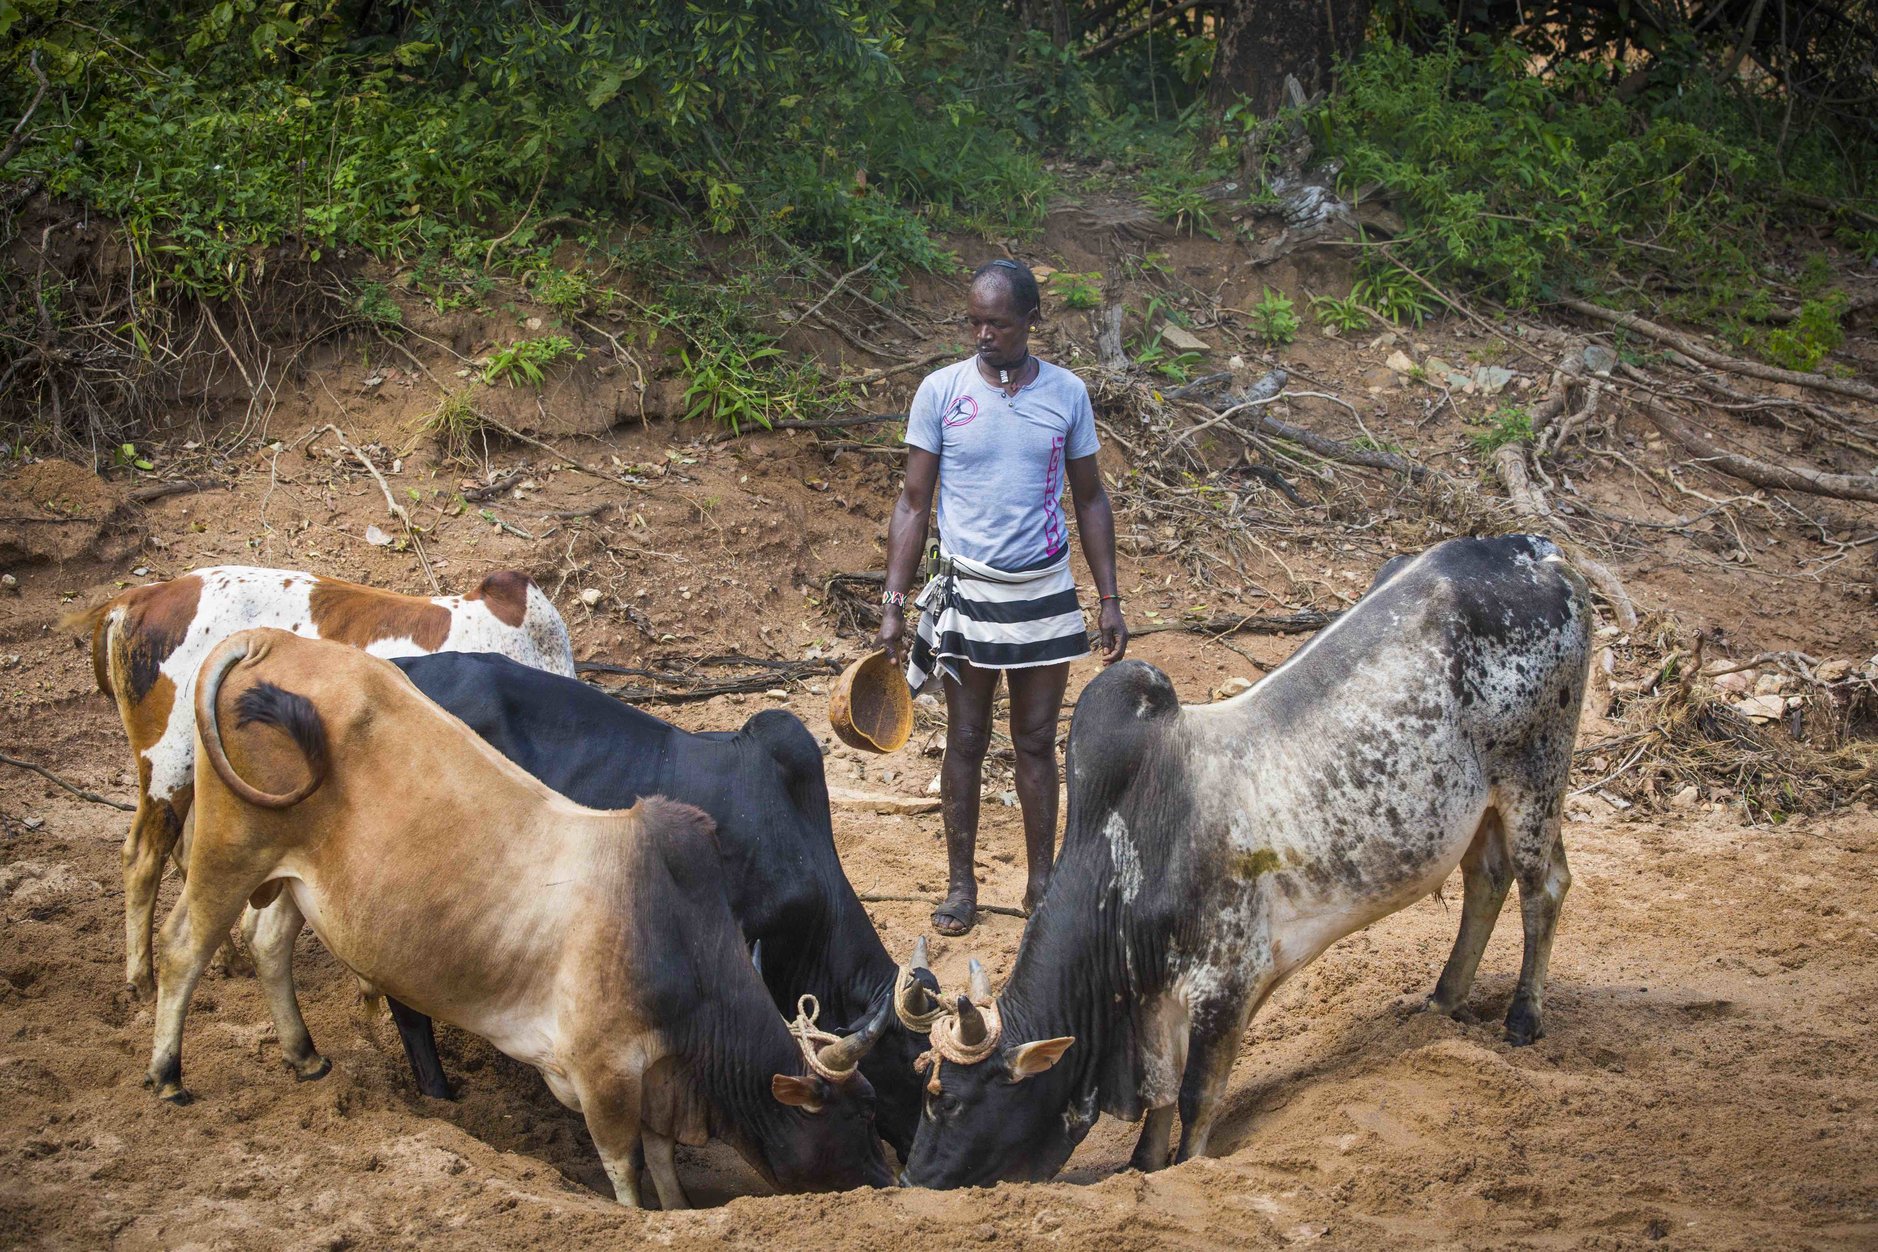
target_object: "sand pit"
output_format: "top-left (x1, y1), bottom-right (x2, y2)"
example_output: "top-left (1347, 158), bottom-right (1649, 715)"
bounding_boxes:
top-left (3, 632), bottom-right (1874, 1248)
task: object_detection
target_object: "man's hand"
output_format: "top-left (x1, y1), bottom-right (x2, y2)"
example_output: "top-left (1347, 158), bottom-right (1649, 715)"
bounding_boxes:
top-left (876, 606), bottom-right (907, 667)
top-left (1098, 599), bottom-right (1128, 664)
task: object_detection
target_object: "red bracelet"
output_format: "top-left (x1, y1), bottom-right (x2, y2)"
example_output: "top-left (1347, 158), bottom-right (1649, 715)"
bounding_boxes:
top-left (1099, 593), bottom-right (1122, 603)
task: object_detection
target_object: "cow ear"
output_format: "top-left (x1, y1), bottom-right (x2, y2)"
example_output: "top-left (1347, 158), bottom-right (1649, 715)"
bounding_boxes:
top-left (1006, 1037), bottom-right (1075, 1081)
top-left (770, 1073), bottom-right (826, 1112)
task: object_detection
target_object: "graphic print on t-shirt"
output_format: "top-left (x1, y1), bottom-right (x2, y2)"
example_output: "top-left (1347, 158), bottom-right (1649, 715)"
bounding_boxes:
top-left (942, 395), bottom-right (980, 428)
top-left (1040, 433), bottom-right (1066, 558)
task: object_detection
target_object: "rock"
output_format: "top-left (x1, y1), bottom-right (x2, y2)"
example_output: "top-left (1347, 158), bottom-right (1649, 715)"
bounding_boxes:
top-left (1712, 671), bottom-right (1755, 694)
top-left (1814, 659), bottom-right (1853, 682)
top-left (364, 524), bottom-right (394, 547)
top-left (1735, 693), bottom-right (1789, 723)
top-left (578, 587), bottom-right (603, 607)
top-left (1384, 349), bottom-right (1419, 375)
top-left (1669, 785), bottom-right (1701, 809)
top-left (1582, 344), bottom-right (1618, 375)
top-left (1753, 673), bottom-right (1789, 696)
top-left (1467, 365), bottom-right (1515, 396)
top-left (0, 573), bottom-right (15, 591)
top-left (997, 790), bottom-right (1018, 807)
top-left (926, 774), bottom-right (942, 795)
top-left (828, 787), bottom-right (940, 816)
top-left (1360, 366), bottom-right (1399, 393)
top-left (764, 688), bottom-right (788, 700)
top-left (22, 816), bottom-right (44, 831)
top-left (1160, 324), bottom-right (1211, 353)
top-left (1212, 676), bottom-right (1256, 701)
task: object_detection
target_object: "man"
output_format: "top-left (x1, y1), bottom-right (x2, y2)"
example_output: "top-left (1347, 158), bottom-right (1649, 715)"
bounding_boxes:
top-left (875, 258), bottom-right (1127, 937)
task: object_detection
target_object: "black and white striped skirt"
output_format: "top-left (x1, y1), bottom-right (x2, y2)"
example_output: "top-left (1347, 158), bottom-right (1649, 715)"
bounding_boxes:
top-left (905, 552), bottom-right (1090, 691)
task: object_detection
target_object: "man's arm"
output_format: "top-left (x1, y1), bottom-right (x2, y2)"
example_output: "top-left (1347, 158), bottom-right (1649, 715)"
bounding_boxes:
top-left (875, 447), bottom-right (940, 666)
top-left (1067, 454), bottom-right (1127, 663)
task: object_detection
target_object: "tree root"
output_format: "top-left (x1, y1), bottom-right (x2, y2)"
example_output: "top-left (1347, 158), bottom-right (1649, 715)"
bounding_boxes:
top-left (1563, 298), bottom-right (1878, 405)
top-left (1644, 399), bottom-right (1878, 504)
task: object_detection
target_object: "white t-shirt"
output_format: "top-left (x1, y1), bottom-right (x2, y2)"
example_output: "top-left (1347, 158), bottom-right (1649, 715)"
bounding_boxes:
top-left (905, 357), bottom-right (1100, 571)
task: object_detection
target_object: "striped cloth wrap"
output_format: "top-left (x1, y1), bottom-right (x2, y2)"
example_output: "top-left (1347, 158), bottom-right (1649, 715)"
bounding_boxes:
top-left (905, 549), bottom-right (1090, 691)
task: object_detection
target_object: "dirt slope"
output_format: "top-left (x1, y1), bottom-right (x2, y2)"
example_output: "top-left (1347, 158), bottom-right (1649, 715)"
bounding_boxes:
top-left (3, 197), bottom-right (1877, 1248)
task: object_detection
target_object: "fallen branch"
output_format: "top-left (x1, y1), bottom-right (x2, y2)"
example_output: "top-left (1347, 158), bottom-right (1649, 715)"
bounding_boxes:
top-left (1563, 298), bottom-right (1878, 405)
top-left (1644, 399), bottom-right (1878, 504)
top-left (313, 421), bottom-right (441, 592)
top-left (0, 751), bottom-right (135, 811)
top-left (0, 51), bottom-right (49, 170)
top-left (576, 654), bottom-right (840, 705)
top-left (129, 478), bottom-right (228, 504)
top-left (836, 349), bottom-right (959, 389)
top-left (1130, 609), bottom-right (1339, 638)
top-left (856, 892), bottom-right (1027, 920)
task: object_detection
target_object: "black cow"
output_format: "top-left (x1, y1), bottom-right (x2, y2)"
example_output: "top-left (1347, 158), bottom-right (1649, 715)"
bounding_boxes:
top-left (384, 651), bottom-right (937, 1157)
top-left (903, 535), bottom-right (1593, 1188)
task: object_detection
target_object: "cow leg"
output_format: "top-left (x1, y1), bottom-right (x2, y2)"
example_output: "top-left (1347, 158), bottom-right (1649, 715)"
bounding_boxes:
top-left (123, 788), bottom-right (189, 1000)
top-left (642, 1130), bottom-right (690, 1211)
top-left (578, 1080), bottom-right (647, 1207)
top-left (1504, 836), bottom-right (1570, 1046)
top-left (1175, 981), bottom-right (1271, 1163)
top-left (1426, 809), bottom-right (1513, 1016)
top-left (145, 873), bottom-right (250, 1103)
top-left (1128, 1105), bottom-right (1177, 1172)
top-left (386, 998), bottom-right (454, 1100)
top-left (248, 891), bottom-right (329, 1082)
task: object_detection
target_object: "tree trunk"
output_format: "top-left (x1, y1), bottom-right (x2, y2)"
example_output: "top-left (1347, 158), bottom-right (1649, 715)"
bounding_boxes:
top-left (1206, 0), bottom-right (1369, 118)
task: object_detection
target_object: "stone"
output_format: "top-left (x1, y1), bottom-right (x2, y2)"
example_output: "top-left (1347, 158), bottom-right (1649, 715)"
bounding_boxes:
top-left (1669, 785), bottom-right (1701, 809)
top-left (1384, 349), bottom-right (1419, 375)
top-left (1753, 673), bottom-right (1789, 696)
top-left (1160, 323), bottom-right (1211, 353)
top-left (1582, 344), bottom-right (1618, 375)
top-left (578, 588), bottom-right (603, 607)
top-left (1712, 671), bottom-right (1754, 694)
top-left (1814, 659), bottom-right (1852, 682)
top-left (1735, 693), bottom-right (1789, 723)
top-left (828, 787), bottom-right (940, 816)
top-left (1212, 676), bottom-right (1256, 701)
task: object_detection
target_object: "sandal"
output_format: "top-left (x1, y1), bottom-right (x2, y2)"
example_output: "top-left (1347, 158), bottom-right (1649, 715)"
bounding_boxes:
top-left (931, 892), bottom-right (977, 937)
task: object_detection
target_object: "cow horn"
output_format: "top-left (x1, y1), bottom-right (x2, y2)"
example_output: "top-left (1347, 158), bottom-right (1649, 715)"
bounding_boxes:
top-left (896, 939), bottom-right (940, 1024)
top-left (968, 957), bottom-right (992, 1004)
top-left (954, 994), bottom-right (986, 1047)
top-left (816, 993), bottom-right (894, 1074)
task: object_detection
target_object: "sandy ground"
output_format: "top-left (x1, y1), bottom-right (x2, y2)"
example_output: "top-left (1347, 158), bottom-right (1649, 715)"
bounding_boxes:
top-left (2, 621), bottom-right (1875, 1249)
top-left (4, 195), bottom-right (1877, 1248)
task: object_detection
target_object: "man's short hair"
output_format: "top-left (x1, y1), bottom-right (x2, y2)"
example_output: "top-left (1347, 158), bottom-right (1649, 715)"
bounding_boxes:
top-left (972, 258), bottom-right (1041, 317)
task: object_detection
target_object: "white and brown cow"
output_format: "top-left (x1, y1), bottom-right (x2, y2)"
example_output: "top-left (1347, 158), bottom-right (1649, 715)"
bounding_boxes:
top-left (148, 628), bottom-right (892, 1207)
top-left (65, 565), bottom-right (574, 998)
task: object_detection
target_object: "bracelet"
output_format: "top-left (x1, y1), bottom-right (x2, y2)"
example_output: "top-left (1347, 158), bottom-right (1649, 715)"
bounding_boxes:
top-left (882, 589), bottom-right (908, 609)
top-left (1099, 593), bottom-right (1122, 603)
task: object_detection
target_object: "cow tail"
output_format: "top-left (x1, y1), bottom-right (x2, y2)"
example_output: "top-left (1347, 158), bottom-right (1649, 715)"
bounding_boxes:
top-left (58, 600), bottom-right (117, 697)
top-left (196, 634), bottom-right (329, 810)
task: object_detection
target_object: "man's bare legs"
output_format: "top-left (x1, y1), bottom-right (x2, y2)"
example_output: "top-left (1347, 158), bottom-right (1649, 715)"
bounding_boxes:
top-left (935, 659), bottom-right (1070, 935)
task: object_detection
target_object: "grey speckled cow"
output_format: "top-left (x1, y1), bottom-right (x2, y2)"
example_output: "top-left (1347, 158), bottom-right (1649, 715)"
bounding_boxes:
top-left (903, 534), bottom-right (1593, 1190)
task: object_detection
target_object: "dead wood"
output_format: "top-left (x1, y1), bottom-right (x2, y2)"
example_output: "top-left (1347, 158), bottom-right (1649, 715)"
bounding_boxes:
top-left (128, 478), bottom-right (228, 504)
top-left (575, 654), bottom-right (840, 705)
top-left (1563, 298), bottom-right (1878, 405)
top-left (0, 751), bottom-right (135, 811)
top-left (1130, 609), bottom-right (1339, 638)
top-left (1095, 303), bottom-right (1129, 371)
top-left (0, 52), bottom-right (49, 170)
top-left (1644, 399), bottom-right (1878, 504)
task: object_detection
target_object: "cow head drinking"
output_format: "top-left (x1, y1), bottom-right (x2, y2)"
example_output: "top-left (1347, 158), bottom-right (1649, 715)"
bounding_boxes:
top-left (900, 958), bottom-right (1080, 1188)
top-left (759, 991), bottom-right (898, 1192)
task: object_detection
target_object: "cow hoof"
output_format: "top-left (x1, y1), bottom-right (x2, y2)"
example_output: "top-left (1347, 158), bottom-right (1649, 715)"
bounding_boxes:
top-left (290, 1054), bottom-right (331, 1082)
top-left (147, 1076), bottom-right (192, 1105)
top-left (128, 974), bottom-right (155, 1002)
top-left (1502, 1009), bottom-right (1544, 1047)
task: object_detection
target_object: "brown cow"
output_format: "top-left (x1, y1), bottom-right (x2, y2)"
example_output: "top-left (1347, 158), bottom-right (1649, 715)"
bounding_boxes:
top-left (146, 628), bottom-right (894, 1207)
top-left (64, 564), bottom-right (574, 999)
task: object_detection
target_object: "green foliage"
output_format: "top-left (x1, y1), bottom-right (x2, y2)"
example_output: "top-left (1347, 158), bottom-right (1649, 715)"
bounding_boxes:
top-left (1141, 170), bottom-right (1217, 238)
top-left (1049, 271), bottom-right (1104, 310)
top-left (1468, 405), bottom-right (1533, 454)
top-left (1312, 292), bottom-right (1372, 333)
top-left (1352, 262), bottom-right (1436, 327)
top-left (1248, 288), bottom-right (1301, 345)
top-left (1317, 33), bottom-right (1876, 351)
top-left (1130, 324), bottom-right (1203, 383)
top-left (353, 282), bottom-right (403, 329)
top-left (484, 335), bottom-right (583, 387)
top-left (112, 442), bottom-right (154, 472)
top-left (1758, 295), bottom-right (1848, 372)
top-left (423, 390), bottom-right (488, 464)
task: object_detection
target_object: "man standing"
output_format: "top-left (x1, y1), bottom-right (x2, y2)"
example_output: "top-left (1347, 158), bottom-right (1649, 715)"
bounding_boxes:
top-left (875, 258), bottom-right (1127, 937)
